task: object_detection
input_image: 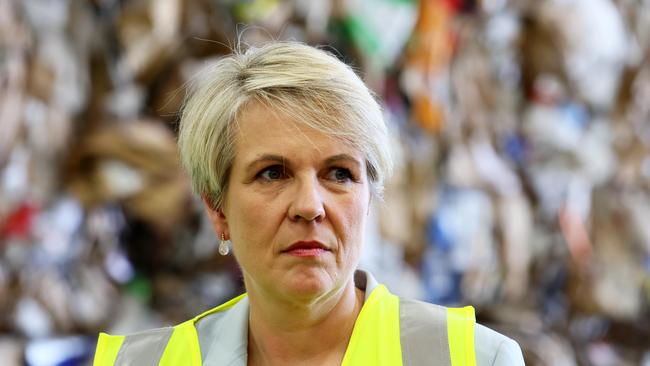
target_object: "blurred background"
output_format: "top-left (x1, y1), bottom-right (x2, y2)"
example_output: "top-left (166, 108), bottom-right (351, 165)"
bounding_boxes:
top-left (1, 0), bottom-right (650, 364)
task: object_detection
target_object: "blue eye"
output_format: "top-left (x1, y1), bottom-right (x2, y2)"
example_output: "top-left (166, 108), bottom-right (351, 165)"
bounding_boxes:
top-left (258, 165), bottom-right (286, 181)
top-left (327, 168), bottom-right (354, 183)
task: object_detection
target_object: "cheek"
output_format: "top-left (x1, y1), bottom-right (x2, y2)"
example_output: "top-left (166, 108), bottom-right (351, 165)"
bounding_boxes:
top-left (228, 192), bottom-right (283, 248)
top-left (338, 195), bottom-right (369, 243)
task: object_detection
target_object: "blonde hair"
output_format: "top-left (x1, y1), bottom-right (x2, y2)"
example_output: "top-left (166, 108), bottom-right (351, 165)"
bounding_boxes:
top-left (178, 42), bottom-right (393, 208)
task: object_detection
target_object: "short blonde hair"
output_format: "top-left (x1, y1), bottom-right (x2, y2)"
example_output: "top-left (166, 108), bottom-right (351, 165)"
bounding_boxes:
top-left (178, 42), bottom-right (393, 208)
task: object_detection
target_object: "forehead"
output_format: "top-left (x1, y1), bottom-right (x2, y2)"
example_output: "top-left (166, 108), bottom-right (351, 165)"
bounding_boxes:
top-left (233, 101), bottom-right (360, 161)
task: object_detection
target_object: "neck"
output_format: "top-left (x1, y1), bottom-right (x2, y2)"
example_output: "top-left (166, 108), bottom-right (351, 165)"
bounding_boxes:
top-left (247, 280), bottom-right (364, 366)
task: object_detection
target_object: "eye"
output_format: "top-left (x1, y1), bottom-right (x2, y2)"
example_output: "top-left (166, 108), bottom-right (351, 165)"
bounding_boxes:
top-left (326, 167), bottom-right (354, 183)
top-left (257, 165), bottom-right (286, 181)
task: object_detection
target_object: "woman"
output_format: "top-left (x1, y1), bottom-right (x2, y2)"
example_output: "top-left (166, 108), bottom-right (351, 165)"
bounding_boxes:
top-left (93, 42), bottom-right (524, 365)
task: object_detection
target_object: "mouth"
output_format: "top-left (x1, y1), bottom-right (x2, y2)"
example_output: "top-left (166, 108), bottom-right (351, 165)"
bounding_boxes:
top-left (281, 241), bottom-right (330, 257)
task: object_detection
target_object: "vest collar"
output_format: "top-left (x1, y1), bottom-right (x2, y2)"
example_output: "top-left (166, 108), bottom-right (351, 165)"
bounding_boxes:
top-left (199, 269), bottom-right (379, 366)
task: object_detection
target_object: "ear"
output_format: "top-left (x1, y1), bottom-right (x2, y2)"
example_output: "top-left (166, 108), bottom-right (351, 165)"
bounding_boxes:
top-left (202, 195), bottom-right (229, 239)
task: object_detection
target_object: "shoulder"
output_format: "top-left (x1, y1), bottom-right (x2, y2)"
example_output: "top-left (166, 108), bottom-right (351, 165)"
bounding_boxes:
top-left (399, 299), bottom-right (524, 366)
top-left (97, 325), bottom-right (176, 349)
top-left (94, 295), bottom-right (248, 366)
top-left (94, 326), bottom-right (176, 365)
top-left (475, 323), bottom-right (525, 366)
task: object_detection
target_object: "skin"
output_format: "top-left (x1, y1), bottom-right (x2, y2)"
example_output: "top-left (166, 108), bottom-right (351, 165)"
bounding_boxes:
top-left (204, 101), bottom-right (371, 365)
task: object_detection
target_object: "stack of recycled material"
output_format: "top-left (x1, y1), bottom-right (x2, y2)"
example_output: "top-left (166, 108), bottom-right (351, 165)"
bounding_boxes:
top-left (1, 0), bottom-right (649, 364)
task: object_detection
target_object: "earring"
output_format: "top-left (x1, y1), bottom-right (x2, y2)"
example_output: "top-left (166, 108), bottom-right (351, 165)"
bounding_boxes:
top-left (219, 233), bottom-right (230, 256)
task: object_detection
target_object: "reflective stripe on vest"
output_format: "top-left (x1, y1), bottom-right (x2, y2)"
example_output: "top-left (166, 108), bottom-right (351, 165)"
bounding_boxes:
top-left (93, 288), bottom-right (476, 365)
top-left (399, 298), bottom-right (477, 366)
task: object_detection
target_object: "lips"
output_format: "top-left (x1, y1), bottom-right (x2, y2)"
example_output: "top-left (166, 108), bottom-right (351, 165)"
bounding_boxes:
top-left (282, 241), bottom-right (330, 257)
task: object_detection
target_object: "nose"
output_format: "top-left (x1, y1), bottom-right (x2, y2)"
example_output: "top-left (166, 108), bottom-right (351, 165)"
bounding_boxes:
top-left (288, 175), bottom-right (325, 222)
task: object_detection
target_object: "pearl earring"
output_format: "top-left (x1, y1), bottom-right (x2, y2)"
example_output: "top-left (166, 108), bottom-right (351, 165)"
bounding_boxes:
top-left (219, 233), bottom-right (230, 255)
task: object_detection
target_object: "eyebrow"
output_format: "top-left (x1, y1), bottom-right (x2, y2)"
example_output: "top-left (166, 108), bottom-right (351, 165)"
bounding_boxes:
top-left (324, 154), bottom-right (362, 168)
top-left (245, 154), bottom-right (286, 175)
top-left (244, 153), bottom-right (362, 174)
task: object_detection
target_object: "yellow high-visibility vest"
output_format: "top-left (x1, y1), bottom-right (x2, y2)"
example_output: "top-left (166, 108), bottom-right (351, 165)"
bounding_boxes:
top-left (94, 285), bottom-right (476, 365)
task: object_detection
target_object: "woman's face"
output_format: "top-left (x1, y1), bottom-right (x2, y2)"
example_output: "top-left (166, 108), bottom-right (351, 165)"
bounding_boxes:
top-left (206, 101), bottom-right (371, 303)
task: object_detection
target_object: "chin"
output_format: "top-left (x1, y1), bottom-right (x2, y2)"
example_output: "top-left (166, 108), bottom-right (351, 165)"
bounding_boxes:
top-left (281, 272), bottom-right (335, 299)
